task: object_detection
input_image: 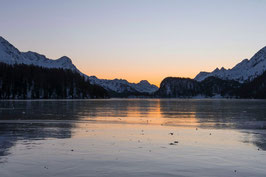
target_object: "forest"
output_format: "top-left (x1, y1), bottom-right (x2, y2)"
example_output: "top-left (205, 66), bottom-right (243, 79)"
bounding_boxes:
top-left (0, 62), bottom-right (108, 99)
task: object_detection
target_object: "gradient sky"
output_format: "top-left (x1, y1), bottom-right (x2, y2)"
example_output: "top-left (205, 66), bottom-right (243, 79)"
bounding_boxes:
top-left (1, 0), bottom-right (266, 86)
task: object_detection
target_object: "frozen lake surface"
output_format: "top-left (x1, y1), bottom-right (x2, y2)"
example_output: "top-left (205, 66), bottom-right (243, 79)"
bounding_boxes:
top-left (0, 99), bottom-right (266, 177)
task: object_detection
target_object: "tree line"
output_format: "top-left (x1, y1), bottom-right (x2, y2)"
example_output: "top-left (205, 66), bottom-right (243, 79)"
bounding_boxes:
top-left (0, 62), bottom-right (108, 99)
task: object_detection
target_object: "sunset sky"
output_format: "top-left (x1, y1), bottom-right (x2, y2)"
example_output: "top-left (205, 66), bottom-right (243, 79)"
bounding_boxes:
top-left (1, 0), bottom-right (266, 86)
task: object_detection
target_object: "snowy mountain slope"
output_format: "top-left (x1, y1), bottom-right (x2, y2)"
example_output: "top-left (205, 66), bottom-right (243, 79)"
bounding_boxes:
top-left (0, 36), bottom-right (158, 94)
top-left (194, 46), bottom-right (266, 83)
top-left (0, 36), bottom-right (78, 71)
top-left (89, 76), bottom-right (158, 94)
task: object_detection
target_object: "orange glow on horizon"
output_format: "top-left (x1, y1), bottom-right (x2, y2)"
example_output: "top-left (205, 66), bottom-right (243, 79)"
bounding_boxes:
top-left (81, 68), bottom-right (200, 87)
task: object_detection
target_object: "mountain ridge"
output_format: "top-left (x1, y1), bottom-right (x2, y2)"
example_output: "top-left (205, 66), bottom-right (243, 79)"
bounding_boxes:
top-left (1, 36), bottom-right (265, 98)
top-left (0, 36), bottom-right (78, 71)
top-left (89, 76), bottom-right (158, 94)
top-left (195, 46), bottom-right (266, 82)
top-left (0, 36), bottom-right (158, 95)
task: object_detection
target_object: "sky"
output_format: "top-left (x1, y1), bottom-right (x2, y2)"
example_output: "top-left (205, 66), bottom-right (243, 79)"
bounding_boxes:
top-left (0, 0), bottom-right (266, 86)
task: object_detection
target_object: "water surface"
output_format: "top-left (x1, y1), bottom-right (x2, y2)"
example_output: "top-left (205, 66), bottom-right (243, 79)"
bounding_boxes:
top-left (0, 99), bottom-right (266, 177)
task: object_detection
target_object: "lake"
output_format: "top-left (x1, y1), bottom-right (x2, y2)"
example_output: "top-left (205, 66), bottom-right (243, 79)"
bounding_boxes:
top-left (0, 99), bottom-right (266, 177)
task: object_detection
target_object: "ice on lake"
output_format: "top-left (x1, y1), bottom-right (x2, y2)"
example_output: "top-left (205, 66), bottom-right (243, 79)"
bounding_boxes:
top-left (0, 99), bottom-right (266, 177)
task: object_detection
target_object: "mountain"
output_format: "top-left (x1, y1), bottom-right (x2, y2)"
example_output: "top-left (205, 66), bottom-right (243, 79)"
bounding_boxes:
top-left (155, 46), bottom-right (266, 99)
top-left (156, 77), bottom-right (201, 97)
top-left (0, 36), bottom-right (78, 71)
top-left (195, 46), bottom-right (266, 83)
top-left (200, 76), bottom-right (241, 97)
top-left (0, 36), bottom-right (158, 96)
top-left (155, 77), bottom-right (241, 98)
top-left (236, 70), bottom-right (266, 99)
top-left (89, 76), bottom-right (158, 95)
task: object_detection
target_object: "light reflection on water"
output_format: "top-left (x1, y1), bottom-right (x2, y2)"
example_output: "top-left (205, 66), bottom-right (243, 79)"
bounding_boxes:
top-left (0, 99), bottom-right (266, 177)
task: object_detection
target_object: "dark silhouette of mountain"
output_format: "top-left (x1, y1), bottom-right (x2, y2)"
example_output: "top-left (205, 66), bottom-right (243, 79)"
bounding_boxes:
top-left (236, 70), bottom-right (266, 99)
top-left (155, 76), bottom-right (241, 98)
top-left (155, 77), bottom-right (201, 97)
top-left (200, 77), bottom-right (241, 97)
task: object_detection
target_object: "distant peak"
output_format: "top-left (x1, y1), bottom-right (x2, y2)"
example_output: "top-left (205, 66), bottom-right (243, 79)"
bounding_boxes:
top-left (139, 80), bottom-right (150, 84)
top-left (57, 56), bottom-right (72, 63)
top-left (59, 56), bottom-right (71, 60)
top-left (89, 76), bottom-right (98, 79)
top-left (237, 59), bottom-right (249, 65)
top-left (213, 67), bottom-right (220, 72)
top-left (25, 51), bottom-right (45, 57)
top-left (220, 67), bottom-right (226, 71)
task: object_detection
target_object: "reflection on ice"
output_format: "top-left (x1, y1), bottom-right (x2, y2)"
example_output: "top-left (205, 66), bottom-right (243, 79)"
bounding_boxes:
top-left (0, 99), bottom-right (266, 176)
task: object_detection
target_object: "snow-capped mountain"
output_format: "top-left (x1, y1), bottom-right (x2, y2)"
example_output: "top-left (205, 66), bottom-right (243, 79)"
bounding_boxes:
top-left (89, 76), bottom-right (158, 94)
top-left (195, 46), bottom-right (266, 83)
top-left (0, 36), bottom-right (78, 71)
top-left (0, 36), bottom-right (158, 94)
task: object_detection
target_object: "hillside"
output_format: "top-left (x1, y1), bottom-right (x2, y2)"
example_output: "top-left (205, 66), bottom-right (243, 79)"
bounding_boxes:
top-left (0, 62), bottom-right (108, 99)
